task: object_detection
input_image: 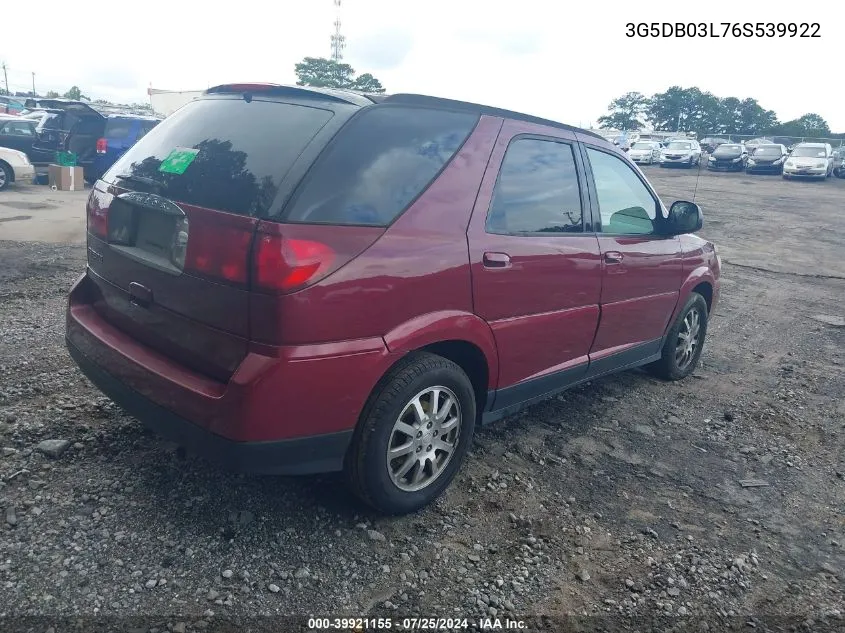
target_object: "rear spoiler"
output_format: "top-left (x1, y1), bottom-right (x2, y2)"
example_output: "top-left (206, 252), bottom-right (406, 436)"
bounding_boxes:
top-left (204, 83), bottom-right (379, 107)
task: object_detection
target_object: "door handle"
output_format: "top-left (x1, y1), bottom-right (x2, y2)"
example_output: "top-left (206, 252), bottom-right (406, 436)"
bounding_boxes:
top-left (483, 252), bottom-right (511, 268)
top-left (604, 251), bottom-right (624, 264)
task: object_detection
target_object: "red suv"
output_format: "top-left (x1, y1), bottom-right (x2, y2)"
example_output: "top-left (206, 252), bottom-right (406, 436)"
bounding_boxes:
top-left (66, 84), bottom-right (720, 514)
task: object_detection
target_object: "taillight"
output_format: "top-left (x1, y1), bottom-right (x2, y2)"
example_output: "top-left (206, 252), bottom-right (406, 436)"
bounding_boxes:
top-left (184, 221), bottom-right (253, 284)
top-left (253, 234), bottom-right (335, 292)
top-left (86, 187), bottom-right (111, 239)
top-left (96, 138), bottom-right (108, 154)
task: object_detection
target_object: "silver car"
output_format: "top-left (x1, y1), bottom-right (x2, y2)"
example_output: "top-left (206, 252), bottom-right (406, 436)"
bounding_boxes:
top-left (783, 142), bottom-right (834, 179)
top-left (659, 140), bottom-right (702, 168)
top-left (628, 141), bottom-right (662, 165)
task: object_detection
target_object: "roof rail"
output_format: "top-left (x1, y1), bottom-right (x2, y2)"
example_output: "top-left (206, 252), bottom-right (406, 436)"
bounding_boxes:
top-left (381, 93), bottom-right (605, 140)
top-left (204, 83), bottom-right (378, 107)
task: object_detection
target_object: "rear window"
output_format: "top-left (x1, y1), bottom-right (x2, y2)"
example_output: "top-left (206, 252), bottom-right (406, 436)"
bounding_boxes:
top-left (137, 120), bottom-right (158, 140)
top-left (105, 119), bottom-right (134, 139)
top-left (104, 98), bottom-right (334, 217)
top-left (282, 105), bottom-right (478, 226)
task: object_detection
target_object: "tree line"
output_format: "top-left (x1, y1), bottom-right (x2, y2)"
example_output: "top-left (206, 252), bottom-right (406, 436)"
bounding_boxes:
top-left (597, 86), bottom-right (840, 138)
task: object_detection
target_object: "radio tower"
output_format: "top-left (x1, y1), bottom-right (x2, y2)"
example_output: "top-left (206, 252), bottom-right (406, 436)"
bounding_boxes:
top-left (330, 0), bottom-right (346, 63)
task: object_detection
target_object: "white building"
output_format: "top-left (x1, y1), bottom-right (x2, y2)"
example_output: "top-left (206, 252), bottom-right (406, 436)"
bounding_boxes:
top-left (148, 87), bottom-right (204, 117)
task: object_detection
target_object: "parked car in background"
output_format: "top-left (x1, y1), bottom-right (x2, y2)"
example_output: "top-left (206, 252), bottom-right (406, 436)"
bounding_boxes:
top-left (831, 148), bottom-right (845, 178)
top-left (0, 96), bottom-right (26, 116)
top-left (659, 139), bottom-right (702, 167)
top-left (88, 115), bottom-right (161, 183)
top-left (66, 83), bottom-right (720, 514)
top-left (707, 143), bottom-right (748, 171)
top-left (29, 99), bottom-right (107, 179)
top-left (745, 144), bottom-right (789, 174)
top-left (0, 146), bottom-right (35, 190)
top-left (783, 142), bottom-right (834, 179)
top-left (628, 141), bottom-right (662, 164)
top-left (744, 138), bottom-right (774, 151)
top-left (0, 114), bottom-right (56, 165)
top-left (699, 137), bottom-right (728, 153)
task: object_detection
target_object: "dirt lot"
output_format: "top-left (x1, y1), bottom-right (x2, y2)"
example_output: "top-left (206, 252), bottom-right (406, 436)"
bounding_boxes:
top-left (1, 168), bottom-right (843, 631)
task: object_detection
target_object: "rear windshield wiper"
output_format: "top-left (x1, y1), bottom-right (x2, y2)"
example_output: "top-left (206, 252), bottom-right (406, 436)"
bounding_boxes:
top-left (114, 173), bottom-right (163, 190)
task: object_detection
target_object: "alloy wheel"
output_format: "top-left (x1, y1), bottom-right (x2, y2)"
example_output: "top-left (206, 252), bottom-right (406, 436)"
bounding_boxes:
top-left (386, 386), bottom-right (461, 492)
top-left (675, 307), bottom-right (702, 371)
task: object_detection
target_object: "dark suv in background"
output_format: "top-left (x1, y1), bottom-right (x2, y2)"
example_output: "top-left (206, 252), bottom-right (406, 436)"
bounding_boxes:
top-left (66, 84), bottom-right (720, 514)
top-left (28, 98), bottom-right (159, 181)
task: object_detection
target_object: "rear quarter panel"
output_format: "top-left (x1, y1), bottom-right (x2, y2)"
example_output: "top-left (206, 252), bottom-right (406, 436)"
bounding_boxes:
top-left (263, 116), bottom-right (503, 351)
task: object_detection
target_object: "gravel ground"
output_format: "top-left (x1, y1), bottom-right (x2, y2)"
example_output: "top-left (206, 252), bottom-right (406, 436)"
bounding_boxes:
top-left (1, 168), bottom-right (844, 631)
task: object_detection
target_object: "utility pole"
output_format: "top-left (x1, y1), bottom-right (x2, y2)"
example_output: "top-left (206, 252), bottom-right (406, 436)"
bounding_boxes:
top-left (31, 71), bottom-right (36, 96)
top-left (1, 62), bottom-right (8, 94)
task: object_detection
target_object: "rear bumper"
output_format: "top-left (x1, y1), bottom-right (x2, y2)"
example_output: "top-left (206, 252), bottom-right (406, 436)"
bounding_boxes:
top-left (67, 337), bottom-right (352, 475)
top-left (66, 272), bottom-right (396, 474)
top-left (13, 164), bottom-right (35, 183)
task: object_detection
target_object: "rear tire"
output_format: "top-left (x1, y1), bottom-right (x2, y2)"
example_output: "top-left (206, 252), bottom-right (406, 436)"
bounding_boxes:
top-left (647, 293), bottom-right (709, 381)
top-left (345, 352), bottom-right (476, 515)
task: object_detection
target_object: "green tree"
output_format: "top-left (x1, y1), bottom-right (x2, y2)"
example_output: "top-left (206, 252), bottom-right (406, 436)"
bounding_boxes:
top-left (294, 57), bottom-right (386, 93)
top-left (771, 113), bottom-right (831, 138)
top-left (63, 85), bottom-right (87, 100)
top-left (647, 86), bottom-right (697, 131)
top-left (735, 98), bottom-right (778, 135)
top-left (597, 92), bottom-right (649, 130)
top-left (352, 72), bottom-right (385, 93)
top-left (45, 90), bottom-right (60, 98)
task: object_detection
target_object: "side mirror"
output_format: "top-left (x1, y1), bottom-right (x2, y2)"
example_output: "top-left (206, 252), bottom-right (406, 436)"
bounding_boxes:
top-left (668, 200), bottom-right (703, 234)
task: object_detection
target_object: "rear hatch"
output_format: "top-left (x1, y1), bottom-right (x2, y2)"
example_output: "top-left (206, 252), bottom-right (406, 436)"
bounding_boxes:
top-left (85, 94), bottom-right (340, 381)
top-left (31, 100), bottom-right (106, 161)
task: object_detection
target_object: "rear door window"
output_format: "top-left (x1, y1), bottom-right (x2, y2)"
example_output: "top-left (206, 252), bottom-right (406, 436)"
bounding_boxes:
top-left (1, 121), bottom-right (35, 136)
top-left (283, 105), bottom-right (478, 226)
top-left (104, 98), bottom-right (334, 217)
top-left (486, 138), bottom-right (583, 234)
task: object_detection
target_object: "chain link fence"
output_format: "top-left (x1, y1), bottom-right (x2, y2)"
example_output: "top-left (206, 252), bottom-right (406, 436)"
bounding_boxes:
top-left (698, 133), bottom-right (845, 148)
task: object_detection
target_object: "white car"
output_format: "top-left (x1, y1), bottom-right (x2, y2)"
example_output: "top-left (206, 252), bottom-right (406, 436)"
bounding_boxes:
top-left (628, 141), bottom-right (662, 165)
top-left (0, 146), bottom-right (35, 190)
top-left (782, 143), bottom-right (834, 179)
top-left (659, 140), bottom-right (702, 168)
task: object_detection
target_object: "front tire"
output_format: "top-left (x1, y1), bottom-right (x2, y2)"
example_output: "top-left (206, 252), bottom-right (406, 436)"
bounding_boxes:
top-left (647, 293), bottom-right (709, 381)
top-left (0, 162), bottom-right (11, 191)
top-left (345, 352), bottom-right (476, 515)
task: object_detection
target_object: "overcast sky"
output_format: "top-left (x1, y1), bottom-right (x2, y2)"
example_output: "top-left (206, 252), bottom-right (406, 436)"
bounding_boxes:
top-left (2, 0), bottom-right (842, 131)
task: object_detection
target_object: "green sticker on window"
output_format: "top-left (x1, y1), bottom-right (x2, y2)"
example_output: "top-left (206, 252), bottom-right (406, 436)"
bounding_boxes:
top-left (159, 147), bottom-right (199, 174)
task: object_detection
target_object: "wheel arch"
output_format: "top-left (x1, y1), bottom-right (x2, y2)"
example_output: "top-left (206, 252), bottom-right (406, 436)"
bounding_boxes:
top-left (381, 310), bottom-right (499, 414)
top-left (0, 159), bottom-right (14, 182)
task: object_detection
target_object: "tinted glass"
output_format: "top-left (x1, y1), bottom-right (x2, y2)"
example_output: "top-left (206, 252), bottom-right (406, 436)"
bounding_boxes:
top-left (284, 106), bottom-right (477, 226)
top-left (137, 121), bottom-right (159, 140)
top-left (714, 144), bottom-right (742, 154)
top-left (105, 98), bottom-right (333, 217)
top-left (667, 142), bottom-right (692, 150)
top-left (753, 146), bottom-right (783, 156)
top-left (487, 139), bottom-right (583, 234)
top-left (1, 121), bottom-right (34, 136)
top-left (791, 146), bottom-right (827, 157)
top-left (587, 148), bottom-right (660, 235)
top-left (104, 119), bottom-right (134, 139)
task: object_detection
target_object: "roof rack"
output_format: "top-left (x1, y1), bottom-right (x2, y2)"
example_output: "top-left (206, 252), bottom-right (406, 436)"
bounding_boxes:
top-left (380, 93), bottom-right (605, 140)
